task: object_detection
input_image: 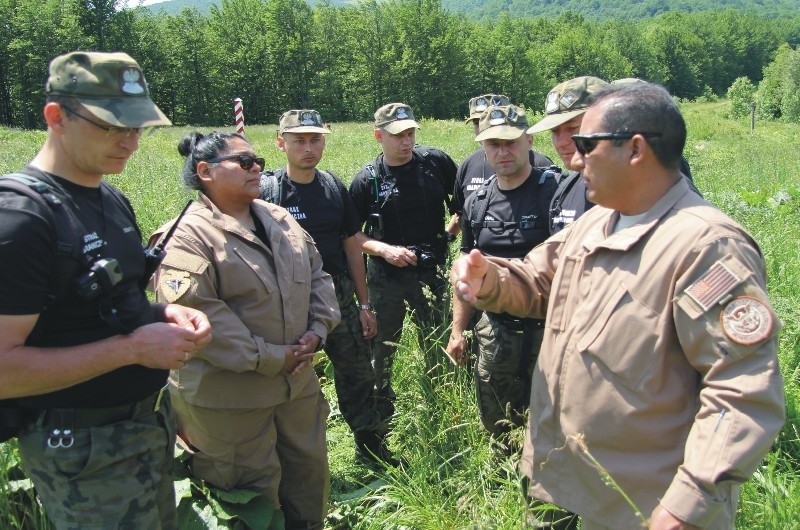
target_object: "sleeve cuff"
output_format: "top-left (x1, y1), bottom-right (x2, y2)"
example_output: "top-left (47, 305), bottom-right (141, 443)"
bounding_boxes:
top-left (659, 474), bottom-right (726, 528)
top-left (254, 339), bottom-right (285, 377)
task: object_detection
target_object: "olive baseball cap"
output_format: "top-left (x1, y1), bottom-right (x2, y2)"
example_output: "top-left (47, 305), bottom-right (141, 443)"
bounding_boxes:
top-left (465, 94), bottom-right (510, 123)
top-left (526, 76), bottom-right (608, 134)
top-left (374, 103), bottom-right (419, 134)
top-left (45, 51), bottom-right (171, 128)
top-left (279, 109), bottom-right (330, 135)
top-left (475, 105), bottom-right (529, 142)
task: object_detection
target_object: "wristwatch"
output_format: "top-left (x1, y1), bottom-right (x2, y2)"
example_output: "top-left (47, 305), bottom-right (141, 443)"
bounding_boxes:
top-left (359, 302), bottom-right (374, 312)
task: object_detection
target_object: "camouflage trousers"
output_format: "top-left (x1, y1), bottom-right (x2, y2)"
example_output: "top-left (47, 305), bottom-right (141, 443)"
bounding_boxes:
top-left (367, 259), bottom-right (447, 426)
top-left (474, 313), bottom-right (544, 438)
top-left (324, 274), bottom-right (383, 434)
top-left (18, 389), bottom-right (177, 529)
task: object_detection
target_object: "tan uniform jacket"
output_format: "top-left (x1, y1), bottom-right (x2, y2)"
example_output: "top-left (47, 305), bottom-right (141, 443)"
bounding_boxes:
top-left (473, 178), bottom-right (785, 528)
top-left (152, 194), bottom-right (340, 408)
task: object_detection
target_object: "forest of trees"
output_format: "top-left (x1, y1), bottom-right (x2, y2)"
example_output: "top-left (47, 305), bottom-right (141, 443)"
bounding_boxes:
top-left (1, 0), bottom-right (799, 128)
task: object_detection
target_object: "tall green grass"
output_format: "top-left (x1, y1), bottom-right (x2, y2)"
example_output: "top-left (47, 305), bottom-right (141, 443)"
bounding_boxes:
top-left (1, 100), bottom-right (798, 529)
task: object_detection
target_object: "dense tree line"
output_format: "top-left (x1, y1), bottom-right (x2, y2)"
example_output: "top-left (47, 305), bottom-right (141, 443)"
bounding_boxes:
top-left (0, 0), bottom-right (797, 128)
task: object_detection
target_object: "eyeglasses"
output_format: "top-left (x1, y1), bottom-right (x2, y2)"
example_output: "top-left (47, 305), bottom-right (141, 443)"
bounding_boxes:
top-left (62, 106), bottom-right (147, 138)
top-left (571, 132), bottom-right (662, 155)
top-left (207, 153), bottom-right (265, 171)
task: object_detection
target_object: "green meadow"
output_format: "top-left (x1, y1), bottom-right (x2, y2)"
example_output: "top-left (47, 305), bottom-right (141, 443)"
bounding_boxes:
top-left (1, 99), bottom-right (799, 529)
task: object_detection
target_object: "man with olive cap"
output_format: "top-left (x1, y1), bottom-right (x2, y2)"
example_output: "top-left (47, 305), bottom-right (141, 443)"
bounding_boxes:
top-left (0, 51), bottom-right (211, 527)
top-left (446, 105), bottom-right (556, 452)
top-left (260, 109), bottom-right (384, 466)
top-left (349, 103), bottom-right (457, 461)
top-left (447, 94), bottom-right (552, 236)
top-left (528, 76), bottom-right (696, 235)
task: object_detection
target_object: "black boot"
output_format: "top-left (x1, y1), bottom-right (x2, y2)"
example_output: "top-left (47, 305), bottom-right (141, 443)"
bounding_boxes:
top-left (354, 429), bottom-right (400, 468)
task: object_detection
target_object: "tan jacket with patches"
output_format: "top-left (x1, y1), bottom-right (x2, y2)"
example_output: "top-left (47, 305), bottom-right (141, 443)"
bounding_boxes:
top-left (151, 194), bottom-right (340, 408)
top-left (473, 178), bottom-right (785, 528)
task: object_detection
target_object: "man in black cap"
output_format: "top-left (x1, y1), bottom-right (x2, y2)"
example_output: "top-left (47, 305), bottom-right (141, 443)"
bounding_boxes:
top-left (0, 51), bottom-right (211, 528)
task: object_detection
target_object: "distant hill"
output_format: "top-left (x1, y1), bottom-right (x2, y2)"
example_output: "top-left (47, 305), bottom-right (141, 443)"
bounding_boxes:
top-left (440, 0), bottom-right (800, 20)
top-left (141, 0), bottom-right (349, 16)
top-left (138, 0), bottom-right (800, 19)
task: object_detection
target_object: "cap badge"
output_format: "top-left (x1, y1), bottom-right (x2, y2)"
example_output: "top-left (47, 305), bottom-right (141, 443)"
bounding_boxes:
top-left (491, 96), bottom-right (503, 107)
top-left (120, 67), bottom-right (145, 95)
top-left (396, 107), bottom-right (409, 120)
top-left (489, 109), bottom-right (505, 125)
top-left (507, 107), bottom-right (519, 123)
top-left (545, 91), bottom-right (560, 113)
top-left (475, 97), bottom-right (488, 112)
top-left (560, 90), bottom-right (578, 109)
top-left (300, 112), bottom-right (317, 126)
top-left (720, 296), bottom-right (774, 345)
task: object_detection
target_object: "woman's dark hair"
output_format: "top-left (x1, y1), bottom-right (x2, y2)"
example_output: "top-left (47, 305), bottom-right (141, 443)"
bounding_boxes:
top-left (178, 131), bottom-right (247, 190)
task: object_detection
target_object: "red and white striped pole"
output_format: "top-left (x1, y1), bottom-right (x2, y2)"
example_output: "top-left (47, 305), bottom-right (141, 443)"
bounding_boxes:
top-left (233, 98), bottom-right (245, 135)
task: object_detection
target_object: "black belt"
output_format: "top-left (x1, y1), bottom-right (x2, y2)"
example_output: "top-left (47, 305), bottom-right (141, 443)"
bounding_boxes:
top-left (40, 388), bottom-right (165, 430)
top-left (487, 313), bottom-right (542, 332)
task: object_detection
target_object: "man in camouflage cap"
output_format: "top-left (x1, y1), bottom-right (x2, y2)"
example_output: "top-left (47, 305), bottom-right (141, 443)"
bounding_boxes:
top-left (348, 103), bottom-right (458, 463)
top-left (447, 94), bottom-right (552, 236)
top-left (526, 76), bottom-right (609, 234)
top-left (0, 51), bottom-right (210, 528)
top-left (446, 105), bottom-right (556, 453)
top-left (260, 109), bottom-right (384, 467)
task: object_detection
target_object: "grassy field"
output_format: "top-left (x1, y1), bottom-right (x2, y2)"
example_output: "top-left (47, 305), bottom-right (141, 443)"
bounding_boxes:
top-left (1, 99), bottom-right (799, 529)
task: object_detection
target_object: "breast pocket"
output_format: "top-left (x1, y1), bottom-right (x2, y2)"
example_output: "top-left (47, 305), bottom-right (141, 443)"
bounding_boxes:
top-left (575, 282), bottom-right (661, 392)
top-left (288, 233), bottom-right (312, 285)
top-left (230, 246), bottom-right (277, 294)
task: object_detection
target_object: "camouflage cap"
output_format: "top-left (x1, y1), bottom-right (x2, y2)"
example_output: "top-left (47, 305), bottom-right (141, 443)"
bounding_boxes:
top-left (374, 103), bottom-right (419, 134)
top-left (475, 105), bottom-right (529, 142)
top-left (465, 94), bottom-right (510, 123)
top-left (279, 109), bottom-right (330, 135)
top-left (46, 51), bottom-right (171, 128)
top-left (526, 76), bottom-right (608, 134)
top-left (611, 77), bottom-right (646, 85)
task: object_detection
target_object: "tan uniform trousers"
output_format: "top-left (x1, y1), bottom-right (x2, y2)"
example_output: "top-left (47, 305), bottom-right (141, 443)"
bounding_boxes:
top-left (171, 389), bottom-right (330, 524)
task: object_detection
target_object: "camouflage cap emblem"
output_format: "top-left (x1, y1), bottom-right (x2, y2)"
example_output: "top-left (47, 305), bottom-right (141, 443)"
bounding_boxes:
top-left (396, 107), bottom-right (409, 120)
top-left (560, 90), bottom-right (579, 109)
top-left (120, 68), bottom-right (145, 95)
top-left (488, 109), bottom-right (505, 125)
top-left (545, 91), bottom-right (561, 113)
top-left (507, 107), bottom-right (519, 122)
top-left (300, 111), bottom-right (318, 126)
top-left (474, 97), bottom-right (489, 112)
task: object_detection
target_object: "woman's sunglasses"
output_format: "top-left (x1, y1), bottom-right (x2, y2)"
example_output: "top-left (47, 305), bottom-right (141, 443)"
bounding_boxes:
top-left (571, 132), bottom-right (662, 156)
top-left (208, 153), bottom-right (265, 170)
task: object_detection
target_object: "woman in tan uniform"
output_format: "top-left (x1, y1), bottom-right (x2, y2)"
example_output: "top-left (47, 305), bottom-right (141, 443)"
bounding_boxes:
top-left (151, 131), bottom-right (340, 530)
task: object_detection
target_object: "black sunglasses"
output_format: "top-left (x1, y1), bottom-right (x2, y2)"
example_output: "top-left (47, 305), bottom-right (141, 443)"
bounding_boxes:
top-left (207, 153), bottom-right (265, 171)
top-left (572, 132), bottom-right (662, 156)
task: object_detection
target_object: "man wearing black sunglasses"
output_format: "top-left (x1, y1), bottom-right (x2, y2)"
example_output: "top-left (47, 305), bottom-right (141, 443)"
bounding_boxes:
top-left (0, 51), bottom-right (211, 527)
top-left (452, 82), bottom-right (784, 530)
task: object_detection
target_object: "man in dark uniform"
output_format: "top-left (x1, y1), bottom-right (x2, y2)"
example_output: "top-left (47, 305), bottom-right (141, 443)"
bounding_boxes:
top-left (259, 109), bottom-right (387, 464)
top-left (0, 51), bottom-right (211, 528)
top-left (447, 94), bottom-right (553, 235)
top-left (446, 105), bottom-right (556, 452)
top-left (528, 76), bottom-right (696, 235)
top-left (526, 76), bottom-right (610, 234)
top-left (349, 102), bottom-right (457, 453)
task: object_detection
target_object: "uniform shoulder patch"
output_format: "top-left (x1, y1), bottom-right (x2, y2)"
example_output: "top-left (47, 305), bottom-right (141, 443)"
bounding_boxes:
top-left (685, 259), bottom-right (743, 312)
top-left (159, 269), bottom-right (193, 304)
top-left (720, 296), bottom-right (774, 345)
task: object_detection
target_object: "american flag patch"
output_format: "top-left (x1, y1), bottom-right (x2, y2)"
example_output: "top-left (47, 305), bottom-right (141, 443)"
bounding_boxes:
top-left (685, 261), bottom-right (743, 311)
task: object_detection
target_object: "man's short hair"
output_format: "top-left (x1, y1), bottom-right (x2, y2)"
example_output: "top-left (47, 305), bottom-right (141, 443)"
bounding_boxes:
top-left (46, 51), bottom-right (171, 128)
top-left (587, 82), bottom-right (686, 170)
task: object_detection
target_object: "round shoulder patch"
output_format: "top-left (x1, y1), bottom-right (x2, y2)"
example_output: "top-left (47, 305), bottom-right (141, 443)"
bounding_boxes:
top-left (720, 296), bottom-right (774, 345)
